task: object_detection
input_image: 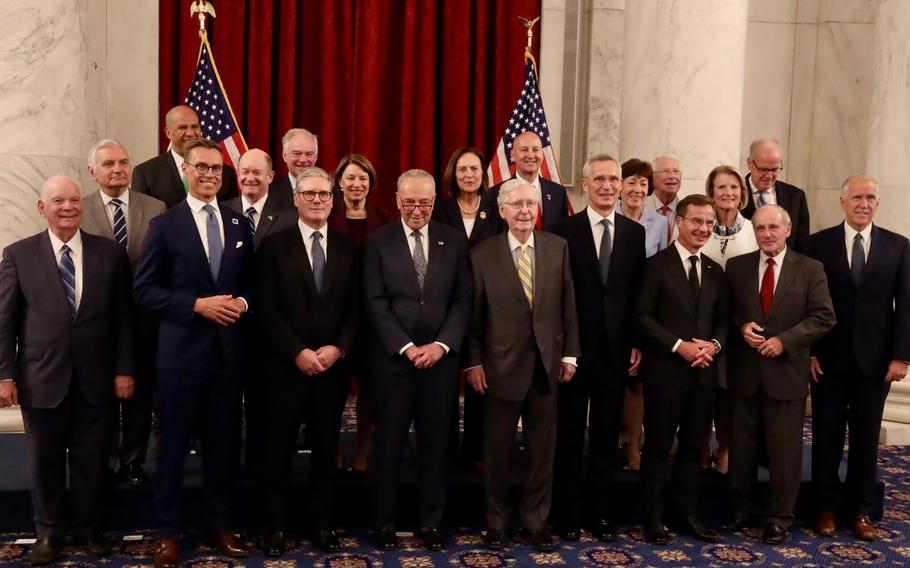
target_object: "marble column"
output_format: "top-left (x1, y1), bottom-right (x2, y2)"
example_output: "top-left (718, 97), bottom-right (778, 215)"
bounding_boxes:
top-left (0, 1), bottom-right (107, 249)
top-left (619, 0), bottom-right (748, 196)
top-left (866, 0), bottom-right (910, 433)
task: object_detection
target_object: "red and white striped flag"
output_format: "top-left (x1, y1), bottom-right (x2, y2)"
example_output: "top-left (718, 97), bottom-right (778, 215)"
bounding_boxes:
top-left (487, 56), bottom-right (562, 186)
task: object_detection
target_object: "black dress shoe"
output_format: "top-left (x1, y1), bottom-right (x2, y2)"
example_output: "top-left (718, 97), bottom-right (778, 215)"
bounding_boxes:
top-left (29, 536), bottom-right (63, 566)
top-left (375, 528), bottom-right (397, 551)
top-left (419, 528), bottom-right (445, 551)
top-left (484, 529), bottom-right (508, 550)
top-left (74, 528), bottom-right (112, 555)
top-left (590, 517), bottom-right (616, 542)
top-left (119, 462), bottom-right (149, 486)
top-left (720, 516), bottom-right (752, 533)
top-left (644, 523), bottom-right (671, 545)
top-left (558, 527), bottom-right (581, 541)
top-left (262, 531), bottom-right (286, 557)
top-left (315, 528), bottom-right (341, 552)
top-left (761, 523), bottom-right (789, 545)
top-left (526, 528), bottom-right (558, 551)
top-left (683, 517), bottom-right (721, 543)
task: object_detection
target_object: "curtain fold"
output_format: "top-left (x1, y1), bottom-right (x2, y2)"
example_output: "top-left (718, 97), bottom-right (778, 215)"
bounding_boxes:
top-left (160, 0), bottom-right (542, 210)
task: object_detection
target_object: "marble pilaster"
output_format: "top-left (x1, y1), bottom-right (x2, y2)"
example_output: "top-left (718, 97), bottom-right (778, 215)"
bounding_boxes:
top-left (619, 0), bottom-right (749, 197)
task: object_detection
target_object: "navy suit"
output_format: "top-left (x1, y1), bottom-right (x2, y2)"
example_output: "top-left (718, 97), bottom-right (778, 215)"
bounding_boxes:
top-left (808, 223), bottom-right (910, 516)
top-left (134, 200), bottom-right (254, 536)
top-left (132, 152), bottom-right (238, 209)
top-left (365, 220), bottom-right (472, 530)
top-left (482, 177), bottom-right (571, 233)
top-left (0, 230), bottom-right (133, 538)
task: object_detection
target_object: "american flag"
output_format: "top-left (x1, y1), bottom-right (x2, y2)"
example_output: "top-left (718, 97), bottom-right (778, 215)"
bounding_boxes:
top-left (185, 35), bottom-right (247, 169)
top-left (487, 58), bottom-right (562, 186)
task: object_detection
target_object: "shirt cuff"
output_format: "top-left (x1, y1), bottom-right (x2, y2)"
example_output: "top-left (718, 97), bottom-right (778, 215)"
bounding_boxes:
top-left (711, 339), bottom-right (722, 355)
top-left (434, 341), bottom-right (450, 354)
top-left (0, 379), bottom-right (13, 383)
top-left (463, 365), bottom-right (483, 373)
top-left (561, 357), bottom-right (577, 367)
top-left (671, 339), bottom-right (682, 353)
top-left (398, 342), bottom-right (415, 355)
top-left (237, 297), bottom-right (249, 312)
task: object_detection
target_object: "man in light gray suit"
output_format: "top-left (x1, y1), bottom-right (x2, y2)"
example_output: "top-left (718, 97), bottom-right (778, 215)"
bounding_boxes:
top-left (82, 139), bottom-right (165, 486)
top-left (466, 179), bottom-right (580, 552)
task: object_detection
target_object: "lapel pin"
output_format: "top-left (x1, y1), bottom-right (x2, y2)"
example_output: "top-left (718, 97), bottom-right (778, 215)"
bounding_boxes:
top-left (236, 241), bottom-right (243, 248)
top-left (267, 215), bottom-right (273, 221)
top-left (479, 211), bottom-right (487, 220)
top-left (438, 241), bottom-right (444, 246)
top-left (231, 218), bottom-right (239, 225)
top-left (546, 194), bottom-right (552, 201)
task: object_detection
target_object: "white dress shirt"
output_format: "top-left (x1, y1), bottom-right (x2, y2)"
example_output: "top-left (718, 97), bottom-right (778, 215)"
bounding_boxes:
top-left (516, 172), bottom-right (543, 206)
top-left (398, 220), bottom-right (447, 354)
top-left (748, 176), bottom-right (777, 206)
top-left (586, 206), bottom-right (616, 259)
top-left (758, 247), bottom-right (787, 293)
top-left (670, 240), bottom-right (703, 353)
top-left (288, 172), bottom-right (297, 191)
top-left (48, 229), bottom-right (83, 310)
top-left (241, 193), bottom-right (268, 231)
top-left (297, 219), bottom-right (328, 270)
top-left (171, 149), bottom-right (185, 175)
top-left (844, 221), bottom-right (872, 268)
top-left (99, 189), bottom-right (130, 232)
top-left (186, 194), bottom-right (224, 260)
top-left (462, 218), bottom-right (476, 238)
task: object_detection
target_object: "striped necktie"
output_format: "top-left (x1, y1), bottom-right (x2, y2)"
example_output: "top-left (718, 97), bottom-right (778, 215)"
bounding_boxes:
top-left (518, 243), bottom-right (533, 306)
top-left (244, 206), bottom-right (257, 233)
top-left (60, 245), bottom-right (76, 317)
top-left (111, 198), bottom-right (127, 248)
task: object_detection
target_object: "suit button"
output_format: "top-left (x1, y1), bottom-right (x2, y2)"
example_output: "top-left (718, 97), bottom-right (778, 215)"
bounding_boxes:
top-left (419, 300), bottom-right (425, 305)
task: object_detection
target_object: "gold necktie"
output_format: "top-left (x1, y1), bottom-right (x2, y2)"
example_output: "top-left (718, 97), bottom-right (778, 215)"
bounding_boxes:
top-left (518, 243), bottom-right (533, 306)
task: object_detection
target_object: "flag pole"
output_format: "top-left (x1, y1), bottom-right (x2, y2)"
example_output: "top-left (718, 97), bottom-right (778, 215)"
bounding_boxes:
top-left (519, 16), bottom-right (541, 71)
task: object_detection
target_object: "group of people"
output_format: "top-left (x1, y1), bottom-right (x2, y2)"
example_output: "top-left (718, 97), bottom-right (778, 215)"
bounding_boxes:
top-left (0, 104), bottom-right (907, 568)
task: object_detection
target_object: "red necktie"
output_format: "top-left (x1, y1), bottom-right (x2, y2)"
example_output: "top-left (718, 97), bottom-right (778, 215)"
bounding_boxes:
top-left (535, 202), bottom-right (543, 230)
top-left (659, 205), bottom-right (671, 242)
top-left (760, 258), bottom-right (775, 315)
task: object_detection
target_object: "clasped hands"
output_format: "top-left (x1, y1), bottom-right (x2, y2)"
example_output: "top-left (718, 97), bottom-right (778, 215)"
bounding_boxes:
top-left (194, 295), bottom-right (246, 325)
top-left (295, 346), bottom-right (343, 376)
top-left (741, 322), bottom-right (784, 357)
top-left (676, 339), bottom-right (716, 368)
top-left (404, 344), bottom-right (446, 370)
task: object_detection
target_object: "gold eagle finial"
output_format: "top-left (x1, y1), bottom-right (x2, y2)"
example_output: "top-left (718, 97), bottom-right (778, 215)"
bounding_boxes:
top-left (190, 0), bottom-right (217, 32)
top-left (518, 16), bottom-right (541, 53)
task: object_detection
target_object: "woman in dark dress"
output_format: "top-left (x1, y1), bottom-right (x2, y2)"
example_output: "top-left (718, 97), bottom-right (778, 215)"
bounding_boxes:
top-left (329, 153), bottom-right (394, 472)
top-left (431, 147), bottom-right (496, 468)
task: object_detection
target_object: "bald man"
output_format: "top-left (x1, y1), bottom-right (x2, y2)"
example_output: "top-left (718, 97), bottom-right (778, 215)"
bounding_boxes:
top-left (482, 131), bottom-right (571, 233)
top-left (0, 176), bottom-right (134, 565)
top-left (223, 149), bottom-right (298, 250)
top-left (132, 105), bottom-right (238, 208)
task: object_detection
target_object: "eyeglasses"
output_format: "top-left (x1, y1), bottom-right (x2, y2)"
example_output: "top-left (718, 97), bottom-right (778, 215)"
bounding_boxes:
top-left (401, 200), bottom-right (433, 212)
top-left (296, 190), bottom-right (333, 202)
top-left (679, 215), bottom-right (716, 229)
top-left (504, 200), bottom-right (538, 211)
top-left (754, 166), bottom-right (783, 175)
top-left (655, 169), bottom-right (681, 176)
top-left (186, 162), bottom-right (224, 175)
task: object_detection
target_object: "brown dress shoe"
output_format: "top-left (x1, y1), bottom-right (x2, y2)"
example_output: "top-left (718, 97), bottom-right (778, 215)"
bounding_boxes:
top-left (816, 511), bottom-right (836, 537)
top-left (153, 539), bottom-right (182, 568)
top-left (851, 515), bottom-right (877, 541)
top-left (203, 529), bottom-right (249, 557)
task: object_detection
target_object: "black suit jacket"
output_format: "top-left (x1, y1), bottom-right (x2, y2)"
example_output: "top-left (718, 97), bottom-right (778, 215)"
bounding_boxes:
top-left (634, 245), bottom-right (728, 389)
top-left (132, 152), bottom-right (238, 209)
top-left (741, 175), bottom-right (810, 252)
top-left (726, 249), bottom-right (836, 400)
top-left (223, 194), bottom-right (298, 251)
top-left (267, 174), bottom-right (296, 212)
top-left (364, 220), bottom-right (472, 374)
top-left (256, 226), bottom-right (362, 381)
top-left (133, 201), bottom-right (254, 372)
top-left (0, 231), bottom-right (134, 408)
top-left (552, 210), bottom-right (645, 377)
top-left (431, 198), bottom-right (499, 247)
top-left (482, 176), bottom-right (570, 233)
top-left (808, 223), bottom-right (910, 378)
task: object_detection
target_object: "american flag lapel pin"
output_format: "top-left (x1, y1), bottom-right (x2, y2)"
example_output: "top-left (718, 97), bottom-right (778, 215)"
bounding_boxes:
top-left (438, 241), bottom-right (444, 246)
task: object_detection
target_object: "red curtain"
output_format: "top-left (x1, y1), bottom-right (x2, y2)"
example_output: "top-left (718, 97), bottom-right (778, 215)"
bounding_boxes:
top-left (159, 0), bottom-right (542, 210)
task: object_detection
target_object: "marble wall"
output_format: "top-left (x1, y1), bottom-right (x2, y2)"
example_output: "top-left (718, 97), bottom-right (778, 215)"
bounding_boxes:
top-left (0, 0), bottom-right (158, 251)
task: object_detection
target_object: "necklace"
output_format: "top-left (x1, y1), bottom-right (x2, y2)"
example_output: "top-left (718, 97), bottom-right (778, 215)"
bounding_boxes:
top-left (457, 198), bottom-right (479, 216)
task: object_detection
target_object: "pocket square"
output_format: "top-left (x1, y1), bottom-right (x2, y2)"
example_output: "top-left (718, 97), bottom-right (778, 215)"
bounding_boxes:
top-left (236, 241), bottom-right (243, 249)
top-left (231, 218), bottom-right (239, 225)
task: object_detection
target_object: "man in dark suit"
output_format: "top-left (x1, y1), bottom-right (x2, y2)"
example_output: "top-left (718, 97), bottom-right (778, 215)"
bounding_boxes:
top-left (268, 128), bottom-right (319, 211)
top-left (82, 139), bottom-right (166, 487)
top-left (256, 167), bottom-right (361, 555)
top-left (0, 176), bottom-right (134, 566)
top-left (467, 179), bottom-right (581, 551)
top-left (365, 169), bottom-right (472, 552)
top-left (807, 175), bottom-right (910, 541)
top-left (634, 194), bottom-right (728, 544)
top-left (551, 154), bottom-right (645, 542)
top-left (725, 204), bottom-right (835, 544)
top-left (482, 131), bottom-right (570, 232)
top-left (134, 138), bottom-right (254, 568)
top-left (132, 105), bottom-right (238, 209)
top-left (740, 138), bottom-right (810, 252)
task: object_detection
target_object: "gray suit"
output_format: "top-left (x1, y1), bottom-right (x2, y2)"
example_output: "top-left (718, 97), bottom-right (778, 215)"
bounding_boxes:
top-left (81, 189), bottom-right (165, 469)
top-left (725, 249), bottom-right (835, 527)
top-left (467, 230), bottom-right (580, 531)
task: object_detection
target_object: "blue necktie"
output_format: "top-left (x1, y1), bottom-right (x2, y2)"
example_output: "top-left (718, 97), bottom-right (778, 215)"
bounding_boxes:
top-left (244, 206), bottom-right (257, 233)
top-left (60, 245), bottom-right (76, 317)
top-left (311, 231), bottom-right (325, 291)
top-left (851, 233), bottom-right (865, 286)
top-left (111, 198), bottom-right (127, 248)
top-left (203, 204), bottom-right (223, 280)
top-left (756, 192), bottom-right (767, 208)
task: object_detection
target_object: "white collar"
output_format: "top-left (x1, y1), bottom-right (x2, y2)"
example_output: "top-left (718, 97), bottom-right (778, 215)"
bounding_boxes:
top-left (586, 206), bottom-right (616, 228)
top-left (241, 193), bottom-right (268, 214)
top-left (99, 189), bottom-right (130, 207)
top-left (843, 221), bottom-right (872, 244)
top-left (401, 218), bottom-right (429, 240)
top-left (47, 228), bottom-right (83, 255)
top-left (759, 246), bottom-right (787, 266)
top-left (508, 230), bottom-right (535, 250)
top-left (673, 239), bottom-right (700, 264)
top-left (187, 193), bottom-right (217, 214)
